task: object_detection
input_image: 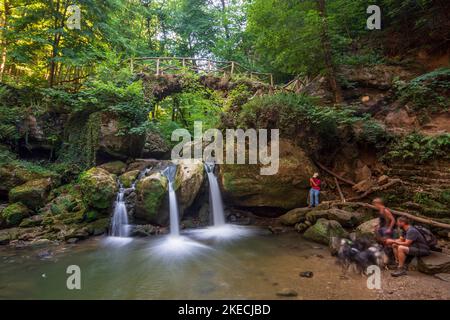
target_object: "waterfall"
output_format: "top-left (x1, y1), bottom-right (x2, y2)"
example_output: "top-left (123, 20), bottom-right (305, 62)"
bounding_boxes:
top-left (205, 163), bottom-right (226, 226)
top-left (110, 166), bottom-right (152, 238)
top-left (163, 165), bottom-right (180, 236)
top-left (110, 184), bottom-right (129, 237)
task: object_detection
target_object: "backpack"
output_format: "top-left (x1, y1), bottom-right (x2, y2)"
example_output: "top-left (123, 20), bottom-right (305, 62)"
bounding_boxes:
top-left (414, 225), bottom-right (438, 249)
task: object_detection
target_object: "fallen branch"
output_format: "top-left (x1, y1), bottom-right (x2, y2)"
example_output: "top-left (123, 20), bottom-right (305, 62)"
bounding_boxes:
top-left (334, 177), bottom-right (346, 203)
top-left (343, 202), bottom-right (450, 230)
top-left (314, 161), bottom-right (355, 186)
top-left (346, 179), bottom-right (402, 202)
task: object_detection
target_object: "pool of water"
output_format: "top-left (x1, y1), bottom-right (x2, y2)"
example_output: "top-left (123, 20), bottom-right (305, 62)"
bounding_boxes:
top-left (0, 227), bottom-right (374, 299)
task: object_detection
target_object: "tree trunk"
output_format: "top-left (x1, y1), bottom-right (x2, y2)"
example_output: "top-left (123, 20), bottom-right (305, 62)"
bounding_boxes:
top-left (0, 0), bottom-right (10, 81)
top-left (316, 0), bottom-right (343, 104)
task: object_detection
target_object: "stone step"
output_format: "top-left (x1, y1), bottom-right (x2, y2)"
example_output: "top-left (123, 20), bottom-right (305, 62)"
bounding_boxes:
top-left (389, 163), bottom-right (450, 171)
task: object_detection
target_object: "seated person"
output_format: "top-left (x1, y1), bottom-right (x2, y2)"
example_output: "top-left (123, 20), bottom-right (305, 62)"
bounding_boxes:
top-left (385, 216), bottom-right (430, 277)
top-left (372, 198), bottom-right (395, 241)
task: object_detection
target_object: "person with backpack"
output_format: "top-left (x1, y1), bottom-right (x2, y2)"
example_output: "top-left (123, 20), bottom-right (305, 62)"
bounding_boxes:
top-left (385, 216), bottom-right (431, 277)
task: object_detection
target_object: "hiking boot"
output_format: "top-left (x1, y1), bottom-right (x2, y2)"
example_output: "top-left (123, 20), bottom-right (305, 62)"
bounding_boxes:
top-left (391, 267), bottom-right (407, 277)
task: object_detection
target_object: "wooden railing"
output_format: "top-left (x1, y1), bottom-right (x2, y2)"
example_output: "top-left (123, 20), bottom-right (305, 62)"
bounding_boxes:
top-left (128, 56), bottom-right (274, 86)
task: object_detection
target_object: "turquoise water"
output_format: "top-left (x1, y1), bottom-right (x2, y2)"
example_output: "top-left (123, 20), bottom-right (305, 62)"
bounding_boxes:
top-left (0, 228), bottom-right (373, 300)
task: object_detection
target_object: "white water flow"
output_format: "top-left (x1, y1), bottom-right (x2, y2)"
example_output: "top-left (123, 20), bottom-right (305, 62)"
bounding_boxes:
top-left (110, 166), bottom-right (152, 238)
top-left (110, 184), bottom-right (129, 237)
top-left (205, 163), bottom-right (225, 226)
top-left (163, 166), bottom-right (180, 236)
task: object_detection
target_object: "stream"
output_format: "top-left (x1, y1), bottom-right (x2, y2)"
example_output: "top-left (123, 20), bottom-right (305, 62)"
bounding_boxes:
top-left (0, 229), bottom-right (374, 299)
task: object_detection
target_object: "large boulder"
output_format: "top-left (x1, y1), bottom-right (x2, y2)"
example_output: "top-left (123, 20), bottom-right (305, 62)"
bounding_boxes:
top-left (219, 139), bottom-right (316, 211)
top-left (303, 218), bottom-right (348, 245)
top-left (280, 207), bottom-right (311, 226)
top-left (173, 159), bottom-right (204, 213)
top-left (0, 162), bottom-right (58, 195)
top-left (9, 178), bottom-right (53, 210)
top-left (142, 130), bottom-right (170, 159)
top-left (79, 167), bottom-right (117, 210)
top-left (355, 218), bottom-right (379, 240)
top-left (40, 184), bottom-right (87, 225)
top-left (418, 252), bottom-right (450, 275)
top-left (99, 161), bottom-right (127, 175)
top-left (134, 173), bottom-right (168, 225)
top-left (97, 112), bottom-right (145, 159)
top-left (119, 170), bottom-right (140, 188)
top-left (1, 202), bottom-right (30, 227)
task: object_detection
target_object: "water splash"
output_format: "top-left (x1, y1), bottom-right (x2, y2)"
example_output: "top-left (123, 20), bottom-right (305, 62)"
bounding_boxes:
top-left (186, 224), bottom-right (255, 242)
top-left (162, 165), bottom-right (180, 236)
top-left (204, 162), bottom-right (225, 226)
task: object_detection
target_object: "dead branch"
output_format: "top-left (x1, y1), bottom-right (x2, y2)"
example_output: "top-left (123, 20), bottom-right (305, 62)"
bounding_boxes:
top-left (346, 179), bottom-right (402, 202)
top-left (334, 177), bottom-right (346, 203)
top-left (314, 161), bottom-right (355, 186)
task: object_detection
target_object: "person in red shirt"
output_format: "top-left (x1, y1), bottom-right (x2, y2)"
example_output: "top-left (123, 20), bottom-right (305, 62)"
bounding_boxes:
top-left (309, 172), bottom-right (321, 207)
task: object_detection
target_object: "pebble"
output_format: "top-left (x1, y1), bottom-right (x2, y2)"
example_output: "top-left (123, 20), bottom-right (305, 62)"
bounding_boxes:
top-left (299, 271), bottom-right (314, 278)
top-left (276, 289), bottom-right (298, 297)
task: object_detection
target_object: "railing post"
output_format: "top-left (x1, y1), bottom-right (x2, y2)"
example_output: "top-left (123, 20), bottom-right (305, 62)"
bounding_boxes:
top-left (130, 58), bottom-right (134, 73)
top-left (156, 58), bottom-right (160, 76)
top-left (182, 58), bottom-right (186, 68)
top-left (230, 61), bottom-right (235, 76)
top-left (208, 60), bottom-right (212, 73)
top-left (270, 74), bottom-right (274, 87)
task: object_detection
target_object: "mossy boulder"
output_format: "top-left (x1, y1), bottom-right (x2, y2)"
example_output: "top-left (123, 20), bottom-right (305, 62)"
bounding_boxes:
top-left (0, 162), bottom-right (58, 194)
top-left (86, 218), bottom-right (110, 236)
top-left (41, 184), bottom-right (87, 221)
top-left (219, 139), bottom-right (316, 210)
top-left (135, 173), bottom-right (168, 225)
top-left (19, 215), bottom-right (43, 228)
top-left (356, 218), bottom-right (379, 240)
top-left (303, 218), bottom-right (348, 245)
top-left (280, 207), bottom-right (311, 225)
top-left (173, 159), bottom-right (204, 213)
top-left (79, 167), bottom-right (117, 210)
top-left (99, 161), bottom-right (127, 175)
top-left (119, 170), bottom-right (140, 188)
top-left (9, 178), bottom-right (53, 210)
top-left (1, 202), bottom-right (30, 227)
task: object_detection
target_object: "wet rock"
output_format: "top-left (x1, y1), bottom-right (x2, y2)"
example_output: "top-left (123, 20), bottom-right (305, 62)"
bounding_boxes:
top-left (294, 223), bottom-right (309, 233)
top-left (66, 238), bottom-right (78, 244)
top-left (1, 203), bottom-right (30, 227)
top-left (135, 172), bottom-right (168, 225)
top-left (119, 170), bottom-right (140, 188)
top-left (86, 218), bottom-right (110, 236)
top-left (19, 215), bottom-right (43, 228)
top-left (219, 139), bottom-right (316, 210)
top-left (99, 161), bottom-right (127, 175)
top-left (79, 167), bottom-right (117, 210)
top-left (9, 178), bottom-right (53, 210)
top-left (130, 224), bottom-right (158, 237)
top-left (299, 271), bottom-right (314, 278)
top-left (276, 288), bottom-right (298, 297)
top-left (173, 159), bottom-right (204, 213)
top-left (280, 207), bottom-right (311, 226)
top-left (303, 218), bottom-right (348, 245)
top-left (418, 252), bottom-right (450, 275)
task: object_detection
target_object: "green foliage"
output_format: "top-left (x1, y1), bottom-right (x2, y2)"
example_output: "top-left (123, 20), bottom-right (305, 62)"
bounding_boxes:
top-left (385, 133), bottom-right (450, 164)
top-left (394, 68), bottom-right (450, 112)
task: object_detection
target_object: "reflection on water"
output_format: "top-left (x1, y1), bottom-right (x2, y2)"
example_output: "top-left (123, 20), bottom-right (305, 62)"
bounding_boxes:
top-left (0, 229), bottom-right (375, 300)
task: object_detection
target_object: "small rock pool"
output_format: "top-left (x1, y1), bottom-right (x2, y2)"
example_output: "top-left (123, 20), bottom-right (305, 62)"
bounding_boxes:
top-left (0, 227), bottom-right (374, 299)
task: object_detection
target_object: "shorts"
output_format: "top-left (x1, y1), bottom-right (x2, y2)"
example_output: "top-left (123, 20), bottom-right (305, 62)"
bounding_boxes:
top-left (377, 227), bottom-right (393, 238)
top-left (407, 246), bottom-right (430, 257)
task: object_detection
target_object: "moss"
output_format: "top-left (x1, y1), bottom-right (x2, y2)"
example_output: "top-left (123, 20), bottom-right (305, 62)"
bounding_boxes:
top-left (100, 161), bottom-right (127, 175)
top-left (1, 202), bottom-right (30, 227)
top-left (135, 173), bottom-right (167, 221)
top-left (119, 170), bottom-right (140, 188)
top-left (9, 178), bottom-right (52, 210)
top-left (85, 210), bottom-right (99, 222)
top-left (303, 218), bottom-right (348, 245)
top-left (79, 167), bottom-right (117, 210)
